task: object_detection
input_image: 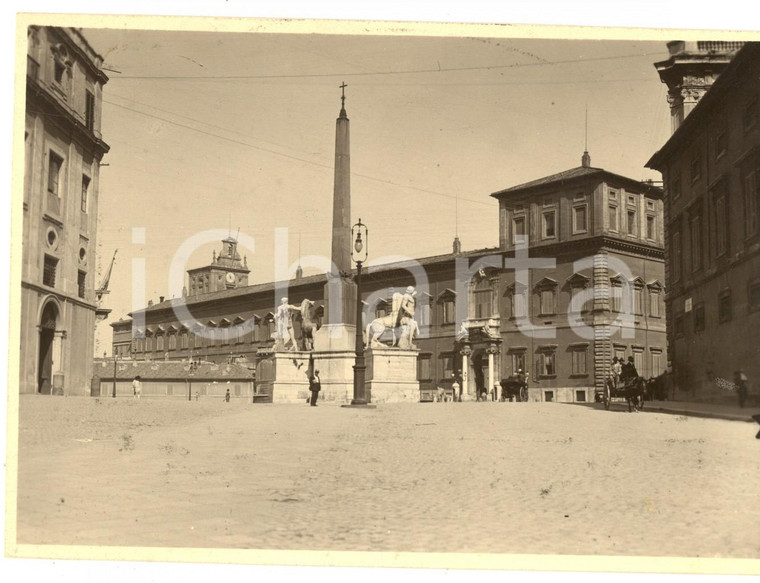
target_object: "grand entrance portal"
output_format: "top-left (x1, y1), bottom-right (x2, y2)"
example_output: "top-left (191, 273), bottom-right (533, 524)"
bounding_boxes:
top-left (38, 302), bottom-right (58, 394)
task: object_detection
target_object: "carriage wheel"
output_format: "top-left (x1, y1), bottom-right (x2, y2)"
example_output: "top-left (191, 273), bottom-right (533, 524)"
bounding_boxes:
top-left (519, 386), bottom-right (528, 402)
top-left (603, 383), bottom-right (611, 410)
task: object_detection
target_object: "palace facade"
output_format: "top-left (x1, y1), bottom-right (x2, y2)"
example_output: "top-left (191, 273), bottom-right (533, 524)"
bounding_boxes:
top-left (112, 152), bottom-right (665, 403)
top-left (21, 26), bottom-right (110, 395)
top-left (647, 42), bottom-right (760, 402)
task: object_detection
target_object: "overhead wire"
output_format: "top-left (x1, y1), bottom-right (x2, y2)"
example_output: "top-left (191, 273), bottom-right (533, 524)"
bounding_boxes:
top-left (111, 51), bottom-right (664, 80)
top-left (103, 98), bottom-right (496, 208)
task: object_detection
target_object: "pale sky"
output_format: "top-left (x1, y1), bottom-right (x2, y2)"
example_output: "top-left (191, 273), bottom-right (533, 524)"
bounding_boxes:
top-left (78, 24), bottom-right (692, 355)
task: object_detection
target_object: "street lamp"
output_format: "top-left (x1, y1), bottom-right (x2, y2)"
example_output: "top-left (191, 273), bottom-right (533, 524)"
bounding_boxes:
top-left (112, 352), bottom-right (119, 398)
top-left (187, 350), bottom-right (195, 401)
top-left (350, 218), bottom-right (369, 405)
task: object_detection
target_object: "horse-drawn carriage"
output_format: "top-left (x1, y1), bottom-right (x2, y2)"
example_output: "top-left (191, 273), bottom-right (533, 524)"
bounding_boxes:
top-left (500, 375), bottom-right (529, 402)
top-left (597, 374), bottom-right (646, 412)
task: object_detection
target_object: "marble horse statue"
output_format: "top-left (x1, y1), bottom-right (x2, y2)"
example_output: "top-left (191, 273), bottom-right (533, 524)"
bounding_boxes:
top-left (365, 287), bottom-right (418, 349)
top-left (299, 299), bottom-right (319, 351)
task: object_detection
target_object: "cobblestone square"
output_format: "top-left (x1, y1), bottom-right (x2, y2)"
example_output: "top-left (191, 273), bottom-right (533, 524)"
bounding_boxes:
top-left (9, 395), bottom-right (760, 565)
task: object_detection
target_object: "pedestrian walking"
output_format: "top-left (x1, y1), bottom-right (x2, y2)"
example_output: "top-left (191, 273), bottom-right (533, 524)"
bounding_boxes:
top-left (225, 388), bottom-right (231, 403)
top-left (309, 370), bottom-right (321, 406)
top-left (735, 371), bottom-right (748, 409)
top-left (132, 375), bottom-right (142, 400)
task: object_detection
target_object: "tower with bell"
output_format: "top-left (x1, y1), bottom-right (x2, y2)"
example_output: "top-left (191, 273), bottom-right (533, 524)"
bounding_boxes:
top-left (186, 234), bottom-right (250, 297)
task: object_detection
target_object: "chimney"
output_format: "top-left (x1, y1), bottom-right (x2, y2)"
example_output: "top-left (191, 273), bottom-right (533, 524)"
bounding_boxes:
top-left (295, 265), bottom-right (303, 280)
top-left (147, 299), bottom-right (153, 306)
top-left (452, 236), bottom-right (462, 256)
top-left (159, 296), bottom-right (165, 303)
top-left (581, 150), bottom-right (591, 168)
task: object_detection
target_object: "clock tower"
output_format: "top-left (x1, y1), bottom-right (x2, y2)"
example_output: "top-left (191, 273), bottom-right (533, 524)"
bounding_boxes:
top-left (186, 236), bottom-right (250, 297)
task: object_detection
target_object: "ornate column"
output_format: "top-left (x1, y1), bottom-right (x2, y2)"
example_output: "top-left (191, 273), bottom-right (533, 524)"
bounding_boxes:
top-left (487, 343), bottom-right (499, 401)
top-left (459, 344), bottom-right (472, 402)
top-left (52, 330), bottom-right (67, 394)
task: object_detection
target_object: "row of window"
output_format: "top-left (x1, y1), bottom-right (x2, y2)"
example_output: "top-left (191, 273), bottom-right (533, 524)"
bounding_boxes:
top-left (42, 254), bottom-right (87, 299)
top-left (502, 279), bottom-right (662, 319)
top-left (671, 98), bottom-right (758, 200)
top-left (28, 31), bottom-right (98, 131)
top-left (670, 166), bottom-right (759, 282)
top-left (47, 150), bottom-right (91, 213)
top-left (418, 344), bottom-right (665, 383)
top-left (512, 203), bottom-right (589, 244)
top-left (674, 280), bottom-right (760, 336)
top-left (510, 193), bottom-right (658, 243)
top-left (132, 321), bottom-right (277, 354)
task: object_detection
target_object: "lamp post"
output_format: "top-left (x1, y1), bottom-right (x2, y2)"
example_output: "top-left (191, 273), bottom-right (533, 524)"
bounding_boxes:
top-left (112, 352), bottom-right (119, 398)
top-left (187, 350), bottom-right (194, 401)
top-left (350, 218), bottom-right (369, 405)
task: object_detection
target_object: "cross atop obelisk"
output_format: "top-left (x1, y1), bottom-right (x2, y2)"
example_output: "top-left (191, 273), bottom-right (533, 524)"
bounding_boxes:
top-left (339, 82), bottom-right (347, 117)
top-left (330, 82), bottom-right (352, 277)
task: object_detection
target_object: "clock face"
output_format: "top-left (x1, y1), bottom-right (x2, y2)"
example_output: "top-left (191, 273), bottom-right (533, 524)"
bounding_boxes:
top-left (225, 272), bottom-right (236, 284)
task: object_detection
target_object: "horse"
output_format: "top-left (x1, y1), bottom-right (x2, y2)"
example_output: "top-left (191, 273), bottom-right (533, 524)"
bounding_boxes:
top-left (299, 299), bottom-right (319, 351)
top-left (365, 313), bottom-right (398, 348)
top-left (603, 375), bottom-right (646, 412)
top-left (365, 314), bottom-right (419, 349)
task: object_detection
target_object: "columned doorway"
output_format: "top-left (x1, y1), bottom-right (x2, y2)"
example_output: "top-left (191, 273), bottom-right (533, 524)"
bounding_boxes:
top-left (37, 301), bottom-right (58, 394)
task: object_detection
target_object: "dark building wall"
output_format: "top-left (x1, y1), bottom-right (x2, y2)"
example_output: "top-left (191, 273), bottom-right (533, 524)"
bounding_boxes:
top-left (648, 43), bottom-right (760, 402)
top-left (20, 27), bottom-right (109, 395)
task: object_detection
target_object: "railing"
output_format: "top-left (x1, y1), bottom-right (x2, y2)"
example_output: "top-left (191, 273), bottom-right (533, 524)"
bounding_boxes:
top-left (696, 41), bottom-right (745, 53)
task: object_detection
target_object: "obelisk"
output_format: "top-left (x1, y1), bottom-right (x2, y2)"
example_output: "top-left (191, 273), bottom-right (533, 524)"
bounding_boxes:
top-left (314, 83), bottom-right (357, 351)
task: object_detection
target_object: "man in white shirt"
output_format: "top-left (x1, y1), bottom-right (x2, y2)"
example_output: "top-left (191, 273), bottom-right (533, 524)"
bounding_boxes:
top-left (132, 375), bottom-right (142, 399)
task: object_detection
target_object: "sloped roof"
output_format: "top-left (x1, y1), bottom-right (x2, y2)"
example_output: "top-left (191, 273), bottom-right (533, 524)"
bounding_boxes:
top-left (493, 166), bottom-right (603, 195)
top-left (93, 359), bottom-right (254, 381)
top-left (491, 165), bottom-right (662, 198)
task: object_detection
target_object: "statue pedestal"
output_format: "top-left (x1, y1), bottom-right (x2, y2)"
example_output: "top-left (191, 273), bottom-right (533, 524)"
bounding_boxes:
top-left (366, 347), bottom-right (420, 403)
top-left (255, 347), bottom-right (420, 405)
top-left (313, 323), bottom-right (357, 352)
top-left (256, 349), bottom-right (357, 404)
top-left (256, 351), bottom-right (311, 403)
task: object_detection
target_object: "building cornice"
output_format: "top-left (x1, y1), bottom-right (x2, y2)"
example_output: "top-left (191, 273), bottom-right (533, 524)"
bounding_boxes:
top-left (21, 279), bottom-right (98, 311)
top-left (647, 43), bottom-right (760, 170)
top-left (26, 77), bottom-right (111, 157)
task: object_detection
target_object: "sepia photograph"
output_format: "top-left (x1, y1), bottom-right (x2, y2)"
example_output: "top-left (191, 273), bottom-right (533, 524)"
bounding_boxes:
top-left (3, 3), bottom-right (760, 581)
